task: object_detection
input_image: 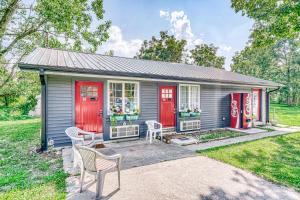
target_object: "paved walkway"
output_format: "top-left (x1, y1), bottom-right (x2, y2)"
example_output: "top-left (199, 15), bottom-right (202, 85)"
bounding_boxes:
top-left (67, 156), bottom-right (300, 200)
top-left (185, 126), bottom-right (300, 151)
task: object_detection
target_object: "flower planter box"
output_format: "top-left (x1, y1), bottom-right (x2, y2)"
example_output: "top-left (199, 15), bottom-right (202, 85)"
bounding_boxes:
top-left (126, 115), bottom-right (139, 121)
top-left (190, 112), bottom-right (201, 117)
top-left (110, 115), bottom-right (125, 121)
top-left (180, 112), bottom-right (190, 117)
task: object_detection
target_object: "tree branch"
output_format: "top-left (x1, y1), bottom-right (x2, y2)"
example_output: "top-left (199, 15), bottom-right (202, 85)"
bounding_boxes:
top-left (0, 19), bottom-right (46, 57)
top-left (0, 0), bottom-right (21, 39)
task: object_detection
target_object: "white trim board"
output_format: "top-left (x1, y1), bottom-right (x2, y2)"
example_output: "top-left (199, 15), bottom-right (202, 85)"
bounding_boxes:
top-left (41, 70), bottom-right (278, 89)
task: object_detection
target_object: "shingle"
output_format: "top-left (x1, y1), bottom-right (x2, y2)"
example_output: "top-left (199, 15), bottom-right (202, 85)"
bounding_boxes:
top-left (19, 47), bottom-right (280, 87)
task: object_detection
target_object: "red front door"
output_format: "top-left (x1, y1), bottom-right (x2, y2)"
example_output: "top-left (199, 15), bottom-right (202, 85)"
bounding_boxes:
top-left (75, 81), bottom-right (103, 133)
top-left (160, 86), bottom-right (176, 127)
top-left (230, 93), bottom-right (241, 128)
top-left (242, 93), bottom-right (252, 128)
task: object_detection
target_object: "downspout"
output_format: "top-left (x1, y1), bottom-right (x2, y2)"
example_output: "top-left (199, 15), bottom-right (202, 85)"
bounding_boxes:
top-left (266, 87), bottom-right (280, 123)
top-left (39, 69), bottom-right (48, 151)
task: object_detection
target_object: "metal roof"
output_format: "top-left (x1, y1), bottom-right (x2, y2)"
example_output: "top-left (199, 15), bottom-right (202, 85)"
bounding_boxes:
top-left (19, 47), bottom-right (280, 87)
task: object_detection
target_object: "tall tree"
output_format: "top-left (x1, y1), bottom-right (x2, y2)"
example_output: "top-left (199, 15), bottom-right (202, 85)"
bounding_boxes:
top-left (0, 0), bottom-right (111, 89)
top-left (190, 44), bottom-right (225, 69)
top-left (135, 31), bottom-right (187, 63)
top-left (231, 0), bottom-right (300, 47)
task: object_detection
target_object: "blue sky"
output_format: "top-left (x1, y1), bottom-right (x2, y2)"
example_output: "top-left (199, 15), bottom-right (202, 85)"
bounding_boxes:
top-left (98, 0), bottom-right (254, 70)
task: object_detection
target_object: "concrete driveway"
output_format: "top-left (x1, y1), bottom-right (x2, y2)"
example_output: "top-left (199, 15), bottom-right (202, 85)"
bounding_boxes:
top-left (66, 156), bottom-right (300, 200)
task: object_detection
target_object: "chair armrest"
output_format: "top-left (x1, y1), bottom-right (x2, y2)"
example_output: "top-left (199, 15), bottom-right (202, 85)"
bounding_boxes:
top-left (95, 151), bottom-right (122, 161)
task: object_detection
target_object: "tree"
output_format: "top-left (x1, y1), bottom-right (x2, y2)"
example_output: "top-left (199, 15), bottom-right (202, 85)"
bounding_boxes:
top-left (190, 44), bottom-right (225, 69)
top-left (135, 31), bottom-right (187, 63)
top-left (0, 0), bottom-right (111, 89)
top-left (231, 0), bottom-right (300, 47)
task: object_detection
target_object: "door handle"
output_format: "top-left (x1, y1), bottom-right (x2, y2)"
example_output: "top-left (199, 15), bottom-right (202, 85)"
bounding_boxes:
top-left (98, 110), bottom-right (103, 117)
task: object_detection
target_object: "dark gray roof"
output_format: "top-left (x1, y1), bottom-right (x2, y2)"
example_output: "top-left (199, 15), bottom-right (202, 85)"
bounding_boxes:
top-left (19, 47), bottom-right (280, 87)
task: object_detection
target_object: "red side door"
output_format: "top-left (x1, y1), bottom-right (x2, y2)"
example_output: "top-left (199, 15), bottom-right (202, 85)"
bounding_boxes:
top-left (230, 93), bottom-right (241, 128)
top-left (160, 86), bottom-right (176, 127)
top-left (252, 89), bottom-right (261, 121)
top-left (75, 81), bottom-right (103, 133)
top-left (242, 93), bottom-right (252, 128)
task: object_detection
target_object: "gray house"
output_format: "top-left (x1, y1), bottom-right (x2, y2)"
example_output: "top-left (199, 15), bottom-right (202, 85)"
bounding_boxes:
top-left (19, 48), bottom-right (280, 150)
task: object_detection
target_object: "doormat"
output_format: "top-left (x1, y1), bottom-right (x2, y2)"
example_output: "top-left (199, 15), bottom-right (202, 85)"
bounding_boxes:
top-left (94, 143), bottom-right (106, 149)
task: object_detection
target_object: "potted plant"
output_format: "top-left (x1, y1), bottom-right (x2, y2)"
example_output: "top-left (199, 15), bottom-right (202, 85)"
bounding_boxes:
top-left (110, 112), bottom-right (125, 121)
top-left (180, 109), bottom-right (191, 117)
top-left (190, 108), bottom-right (201, 117)
top-left (125, 108), bottom-right (139, 121)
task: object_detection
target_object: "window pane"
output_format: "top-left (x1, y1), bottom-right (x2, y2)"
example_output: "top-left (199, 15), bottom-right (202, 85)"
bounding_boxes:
top-left (190, 86), bottom-right (200, 111)
top-left (109, 82), bottom-right (123, 114)
top-left (180, 85), bottom-right (189, 111)
top-left (125, 83), bottom-right (138, 114)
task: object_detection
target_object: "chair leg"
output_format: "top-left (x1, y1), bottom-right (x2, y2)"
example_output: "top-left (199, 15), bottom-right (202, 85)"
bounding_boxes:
top-left (96, 171), bottom-right (106, 200)
top-left (79, 169), bottom-right (85, 193)
top-left (117, 165), bottom-right (121, 189)
top-left (149, 132), bottom-right (152, 144)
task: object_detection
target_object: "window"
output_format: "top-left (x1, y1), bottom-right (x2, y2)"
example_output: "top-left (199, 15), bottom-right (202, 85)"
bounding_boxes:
top-left (108, 81), bottom-right (139, 114)
top-left (80, 86), bottom-right (98, 97)
top-left (179, 84), bottom-right (200, 111)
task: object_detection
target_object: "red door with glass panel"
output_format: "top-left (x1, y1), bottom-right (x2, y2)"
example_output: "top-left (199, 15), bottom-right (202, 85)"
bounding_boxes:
top-left (160, 86), bottom-right (176, 127)
top-left (75, 81), bottom-right (103, 133)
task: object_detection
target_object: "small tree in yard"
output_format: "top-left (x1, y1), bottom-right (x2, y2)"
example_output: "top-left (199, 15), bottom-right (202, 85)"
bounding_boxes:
top-left (0, 0), bottom-right (110, 116)
top-left (190, 44), bottom-right (225, 69)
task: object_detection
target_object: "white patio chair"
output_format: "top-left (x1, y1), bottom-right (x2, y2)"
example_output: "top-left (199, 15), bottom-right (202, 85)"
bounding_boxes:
top-left (145, 120), bottom-right (163, 143)
top-left (75, 145), bottom-right (121, 200)
top-left (65, 127), bottom-right (103, 168)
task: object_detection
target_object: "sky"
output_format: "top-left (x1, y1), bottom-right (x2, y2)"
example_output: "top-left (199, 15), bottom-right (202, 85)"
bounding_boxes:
top-left (97, 0), bottom-right (254, 70)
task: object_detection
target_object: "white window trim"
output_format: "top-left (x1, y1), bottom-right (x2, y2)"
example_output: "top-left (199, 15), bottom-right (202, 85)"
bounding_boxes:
top-left (107, 80), bottom-right (140, 115)
top-left (178, 84), bottom-right (200, 112)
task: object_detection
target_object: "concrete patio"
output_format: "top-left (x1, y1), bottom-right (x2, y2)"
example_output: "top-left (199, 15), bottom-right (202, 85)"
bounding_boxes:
top-left (66, 156), bottom-right (300, 200)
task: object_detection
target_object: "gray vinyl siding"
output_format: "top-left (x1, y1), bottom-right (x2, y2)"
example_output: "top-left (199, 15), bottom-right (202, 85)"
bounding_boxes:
top-left (45, 75), bottom-right (258, 147)
top-left (200, 85), bottom-right (250, 130)
top-left (47, 76), bottom-right (73, 146)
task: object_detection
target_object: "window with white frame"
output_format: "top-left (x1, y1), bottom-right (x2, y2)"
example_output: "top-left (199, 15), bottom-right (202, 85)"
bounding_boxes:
top-left (179, 84), bottom-right (200, 111)
top-left (108, 81), bottom-right (139, 114)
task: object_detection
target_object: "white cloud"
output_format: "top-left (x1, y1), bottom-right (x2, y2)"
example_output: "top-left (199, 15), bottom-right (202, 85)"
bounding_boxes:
top-left (98, 25), bottom-right (143, 57)
top-left (219, 45), bottom-right (232, 52)
top-left (160, 10), bottom-right (197, 45)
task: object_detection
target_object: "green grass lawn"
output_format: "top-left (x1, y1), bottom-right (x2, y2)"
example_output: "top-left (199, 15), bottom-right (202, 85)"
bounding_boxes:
top-left (0, 119), bottom-right (68, 199)
top-left (270, 103), bottom-right (300, 126)
top-left (200, 132), bottom-right (300, 191)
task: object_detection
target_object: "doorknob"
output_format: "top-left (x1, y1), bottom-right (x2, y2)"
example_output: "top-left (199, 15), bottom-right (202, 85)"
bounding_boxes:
top-left (98, 110), bottom-right (103, 117)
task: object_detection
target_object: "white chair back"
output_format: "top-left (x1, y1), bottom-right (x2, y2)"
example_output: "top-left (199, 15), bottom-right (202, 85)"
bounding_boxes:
top-left (145, 120), bottom-right (157, 130)
top-left (65, 127), bottom-right (83, 145)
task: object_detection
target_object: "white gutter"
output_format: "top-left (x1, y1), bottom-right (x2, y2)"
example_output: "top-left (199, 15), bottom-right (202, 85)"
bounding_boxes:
top-left (42, 70), bottom-right (278, 89)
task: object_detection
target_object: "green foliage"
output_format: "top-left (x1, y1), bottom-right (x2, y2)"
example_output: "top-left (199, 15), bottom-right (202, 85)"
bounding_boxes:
top-left (135, 31), bottom-right (187, 63)
top-left (270, 103), bottom-right (300, 126)
top-left (190, 43), bottom-right (225, 69)
top-left (231, 39), bottom-right (300, 105)
top-left (201, 132), bottom-right (300, 191)
top-left (231, 0), bottom-right (300, 47)
top-left (192, 130), bottom-right (246, 143)
top-left (0, 70), bottom-right (40, 119)
top-left (0, 119), bottom-right (67, 199)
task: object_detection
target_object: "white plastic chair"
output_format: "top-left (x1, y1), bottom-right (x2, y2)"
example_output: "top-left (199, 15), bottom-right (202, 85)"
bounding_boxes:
top-left (75, 145), bottom-right (121, 200)
top-left (65, 127), bottom-right (103, 168)
top-left (145, 120), bottom-right (163, 143)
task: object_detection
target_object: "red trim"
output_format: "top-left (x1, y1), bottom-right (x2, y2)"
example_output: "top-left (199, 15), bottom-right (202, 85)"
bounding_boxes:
top-left (159, 86), bottom-right (176, 127)
top-left (75, 81), bottom-right (103, 133)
